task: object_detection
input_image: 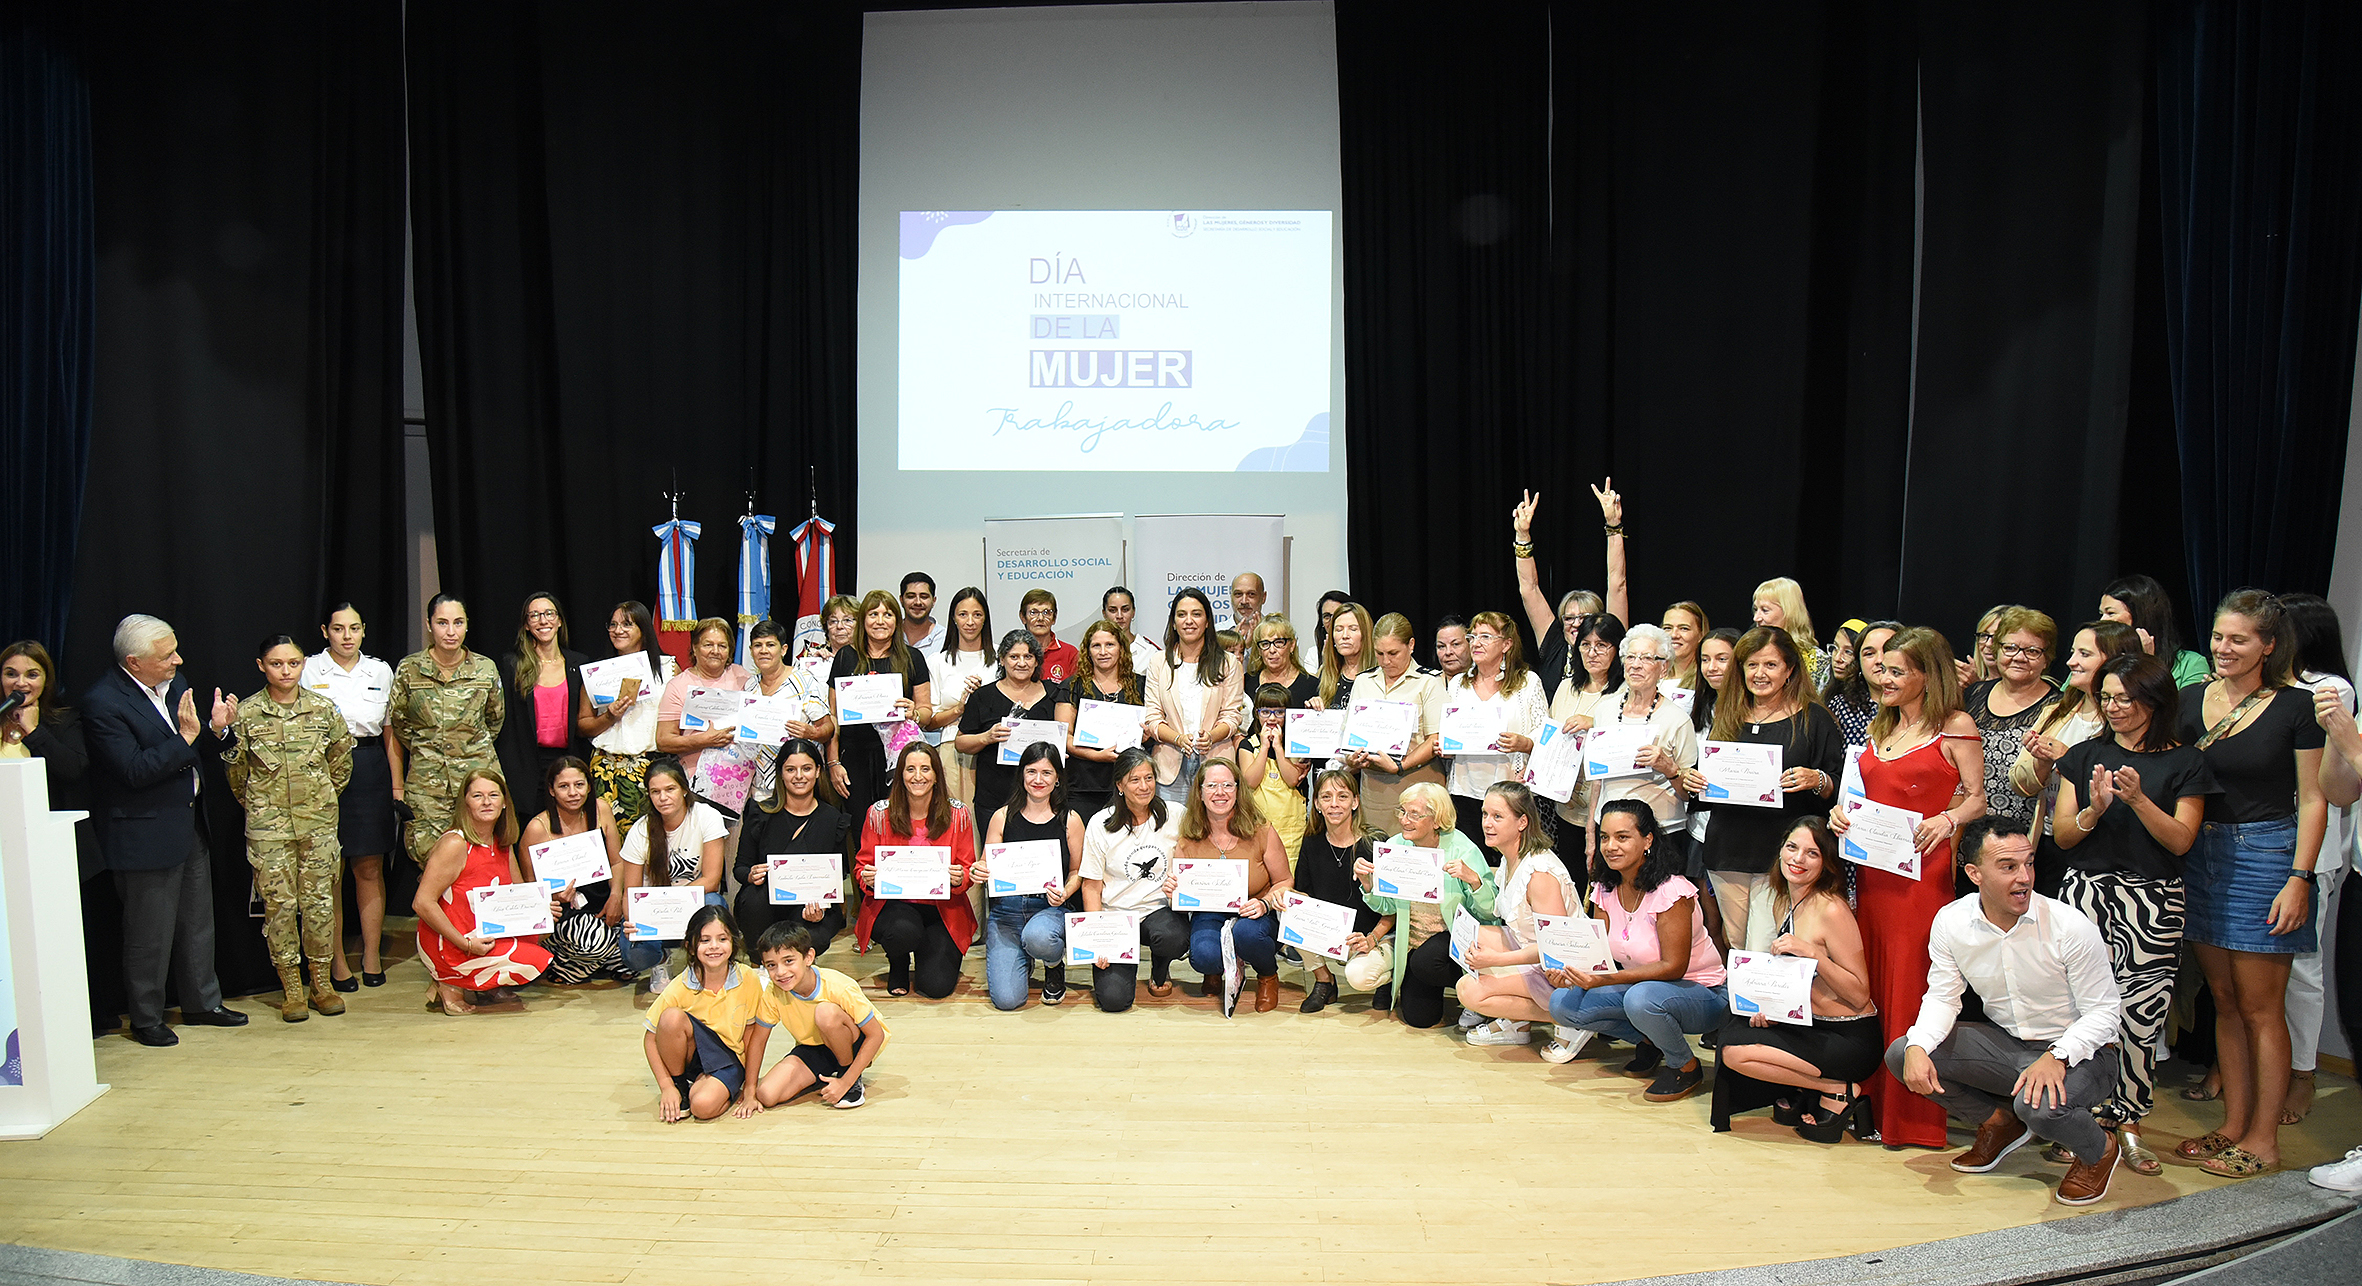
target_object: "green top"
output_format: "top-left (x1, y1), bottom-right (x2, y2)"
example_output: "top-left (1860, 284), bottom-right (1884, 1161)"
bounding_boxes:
top-left (2172, 649), bottom-right (2212, 689)
top-left (1359, 827), bottom-right (1498, 994)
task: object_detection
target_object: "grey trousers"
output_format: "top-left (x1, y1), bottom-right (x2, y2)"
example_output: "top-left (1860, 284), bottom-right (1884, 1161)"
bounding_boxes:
top-left (1884, 1025), bottom-right (2117, 1159)
top-left (112, 825), bottom-right (225, 1028)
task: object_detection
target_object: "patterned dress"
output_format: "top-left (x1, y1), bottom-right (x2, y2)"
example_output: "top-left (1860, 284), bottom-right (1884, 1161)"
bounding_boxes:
top-left (418, 832), bottom-right (551, 988)
top-left (1964, 680), bottom-right (2056, 829)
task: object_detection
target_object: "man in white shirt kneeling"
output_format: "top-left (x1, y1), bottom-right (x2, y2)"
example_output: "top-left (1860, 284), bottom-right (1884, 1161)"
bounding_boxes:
top-left (1887, 818), bottom-right (2126, 1206)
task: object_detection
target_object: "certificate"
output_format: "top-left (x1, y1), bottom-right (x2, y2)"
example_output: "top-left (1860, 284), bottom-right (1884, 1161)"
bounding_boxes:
top-left (1169, 858), bottom-right (1248, 912)
top-left (1284, 709), bottom-right (1348, 759)
top-left (1839, 744), bottom-right (1866, 800)
top-left (1370, 841), bottom-right (1445, 903)
top-left (1534, 913), bottom-right (1615, 974)
top-left (1839, 796), bottom-right (1924, 880)
top-left (1582, 723), bottom-right (1656, 781)
top-left (1448, 906), bottom-right (1481, 971)
top-left (834, 673), bottom-right (905, 724)
top-left (1666, 686), bottom-right (1696, 716)
top-left (985, 839), bottom-right (1065, 897)
top-left (872, 845), bottom-right (953, 899)
top-left (1523, 721), bottom-right (1585, 803)
top-left (1341, 699), bottom-right (1418, 755)
top-left (1699, 741), bottom-right (1783, 808)
top-left (678, 686), bottom-right (749, 734)
top-left (997, 718), bottom-right (1070, 766)
top-left (1064, 910), bottom-right (1139, 965)
top-left (1278, 892), bottom-right (1357, 960)
top-left (1437, 701), bottom-right (1507, 755)
top-left (1728, 949), bottom-right (1818, 1026)
top-left (467, 882), bottom-right (553, 938)
top-left (625, 886), bottom-right (702, 941)
top-left (527, 828), bottom-right (611, 891)
top-left (735, 691), bottom-right (811, 745)
top-left (766, 853), bottom-right (844, 905)
top-left (1073, 699), bottom-right (1148, 751)
top-left (579, 653), bottom-right (656, 708)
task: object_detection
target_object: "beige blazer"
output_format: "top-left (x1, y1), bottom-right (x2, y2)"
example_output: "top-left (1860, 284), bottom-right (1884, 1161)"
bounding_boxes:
top-left (1143, 651), bottom-right (1250, 785)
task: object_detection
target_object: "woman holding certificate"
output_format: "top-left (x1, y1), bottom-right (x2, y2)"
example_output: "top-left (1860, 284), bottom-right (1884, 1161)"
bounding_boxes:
top-left (1712, 817), bottom-right (1880, 1139)
top-left (1828, 626), bottom-right (1985, 1150)
top-left (1455, 783), bottom-right (1582, 1054)
top-left (1293, 770), bottom-right (1391, 1012)
top-left (853, 742), bottom-right (978, 999)
top-left (744, 620), bottom-right (834, 802)
top-left (954, 630), bottom-right (1074, 823)
top-left (520, 756), bottom-right (628, 983)
top-left (1442, 612), bottom-right (1548, 852)
top-left (1079, 748), bottom-right (1192, 1009)
top-left (1584, 626), bottom-right (1699, 882)
top-left (2170, 590), bottom-right (2326, 1177)
top-left (2050, 653), bottom-right (2217, 1175)
top-left (1068, 619), bottom-right (1148, 823)
top-left (1684, 627), bottom-right (1840, 952)
top-left (494, 592), bottom-right (588, 824)
top-left (975, 742), bottom-right (1087, 1010)
top-left (1354, 783), bottom-right (1497, 1027)
top-left (655, 617), bottom-right (751, 788)
top-left (1341, 614), bottom-right (1445, 834)
top-left (734, 739), bottom-right (851, 957)
top-left (1164, 757), bottom-right (1294, 1012)
top-left (617, 760), bottom-right (730, 986)
top-left (1145, 589), bottom-right (1247, 805)
top-left (414, 769), bottom-right (554, 1014)
top-left (582, 601), bottom-right (674, 828)
top-left (1547, 800), bottom-right (1726, 1101)
top-left (921, 588), bottom-right (996, 806)
top-left (829, 591), bottom-right (934, 832)
top-left (1544, 613), bottom-right (1626, 830)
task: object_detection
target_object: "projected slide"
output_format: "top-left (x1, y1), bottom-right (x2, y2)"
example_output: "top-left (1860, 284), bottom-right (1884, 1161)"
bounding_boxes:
top-left (898, 210), bottom-right (1332, 472)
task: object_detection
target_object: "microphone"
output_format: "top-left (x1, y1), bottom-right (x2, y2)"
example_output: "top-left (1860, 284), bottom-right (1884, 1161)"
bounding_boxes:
top-left (0, 691), bottom-right (24, 720)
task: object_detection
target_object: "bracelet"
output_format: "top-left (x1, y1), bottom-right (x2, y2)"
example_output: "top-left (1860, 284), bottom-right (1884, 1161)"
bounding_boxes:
top-left (1603, 523), bottom-right (1625, 536)
top-left (1513, 540), bottom-right (1535, 559)
top-left (2074, 809), bottom-right (2094, 830)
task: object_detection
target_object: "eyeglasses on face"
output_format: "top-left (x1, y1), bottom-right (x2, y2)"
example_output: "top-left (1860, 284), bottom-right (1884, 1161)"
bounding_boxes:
top-left (1578, 639), bottom-right (1614, 653)
top-left (1998, 643), bottom-right (2045, 659)
top-left (527, 610), bottom-right (559, 623)
top-left (1257, 638), bottom-right (1294, 649)
top-left (1468, 632), bottom-right (1502, 645)
top-left (2096, 693), bottom-right (2140, 709)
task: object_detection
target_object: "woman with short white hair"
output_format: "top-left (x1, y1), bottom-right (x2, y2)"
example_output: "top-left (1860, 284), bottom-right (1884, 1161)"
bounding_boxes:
top-left (1586, 624), bottom-right (1699, 879)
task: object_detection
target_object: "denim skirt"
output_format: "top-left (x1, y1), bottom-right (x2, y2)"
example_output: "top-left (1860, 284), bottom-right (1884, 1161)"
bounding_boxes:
top-left (2184, 818), bottom-right (2313, 954)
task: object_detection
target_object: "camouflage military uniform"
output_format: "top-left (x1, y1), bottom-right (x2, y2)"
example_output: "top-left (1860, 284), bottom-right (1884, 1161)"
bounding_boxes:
top-left (223, 686), bottom-right (355, 991)
top-left (387, 650), bottom-right (505, 866)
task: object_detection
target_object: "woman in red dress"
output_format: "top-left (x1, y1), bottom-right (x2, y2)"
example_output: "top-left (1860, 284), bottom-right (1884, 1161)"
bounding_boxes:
top-left (1832, 627), bottom-right (1986, 1147)
top-left (414, 767), bottom-right (556, 1013)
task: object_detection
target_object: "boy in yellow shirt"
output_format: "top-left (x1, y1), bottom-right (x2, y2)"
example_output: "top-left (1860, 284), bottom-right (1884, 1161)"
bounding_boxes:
top-left (753, 923), bottom-right (889, 1108)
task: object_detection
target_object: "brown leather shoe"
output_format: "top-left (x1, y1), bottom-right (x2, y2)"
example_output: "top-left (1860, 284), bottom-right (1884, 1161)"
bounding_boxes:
top-left (1255, 976), bottom-right (1279, 1012)
top-left (2056, 1131), bottom-right (2120, 1204)
top-left (1950, 1109), bottom-right (2031, 1173)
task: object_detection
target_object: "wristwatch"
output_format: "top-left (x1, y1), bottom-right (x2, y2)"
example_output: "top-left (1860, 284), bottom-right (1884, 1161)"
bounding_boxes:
top-left (2289, 868), bottom-right (2317, 883)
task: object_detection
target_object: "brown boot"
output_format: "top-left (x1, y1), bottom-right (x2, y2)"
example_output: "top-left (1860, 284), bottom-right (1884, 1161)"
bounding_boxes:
top-left (307, 959), bottom-right (346, 1015)
top-left (2056, 1131), bottom-right (2120, 1205)
top-left (1255, 976), bottom-right (1279, 1012)
top-left (1950, 1108), bottom-right (2030, 1173)
top-left (275, 965), bottom-right (309, 1023)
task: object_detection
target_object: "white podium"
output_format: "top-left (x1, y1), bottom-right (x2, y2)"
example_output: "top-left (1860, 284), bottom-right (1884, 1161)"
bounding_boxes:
top-left (0, 756), bottom-right (107, 1138)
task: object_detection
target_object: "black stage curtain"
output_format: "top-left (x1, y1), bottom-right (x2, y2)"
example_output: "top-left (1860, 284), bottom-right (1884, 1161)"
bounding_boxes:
top-left (0, 12), bottom-right (94, 655)
top-left (64, 3), bottom-right (407, 1001)
top-left (2154, 0), bottom-right (2362, 616)
top-left (1339, 1), bottom-right (1919, 648)
top-left (406, 0), bottom-right (861, 642)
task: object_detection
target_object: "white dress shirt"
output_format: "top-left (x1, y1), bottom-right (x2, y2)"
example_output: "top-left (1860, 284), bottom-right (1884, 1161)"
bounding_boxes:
top-left (1906, 893), bottom-right (2124, 1066)
top-left (301, 650), bottom-right (394, 736)
top-left (124, 666), bottom-right (200, 793)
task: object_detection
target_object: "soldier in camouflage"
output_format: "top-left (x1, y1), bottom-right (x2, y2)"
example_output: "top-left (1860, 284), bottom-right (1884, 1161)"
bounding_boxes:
top-left (224, 637), bottom-right (356, 1021)
top-left (388, 593), bottom-right (505, 870)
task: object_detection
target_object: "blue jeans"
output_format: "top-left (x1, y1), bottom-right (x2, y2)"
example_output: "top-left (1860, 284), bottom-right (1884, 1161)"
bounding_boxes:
top-left (1188, 911), bottom-right (1279, 978)
top-left (620, 889), bottom-right (726, 972)
top-left (1157, 752), bottom-right (1204, 804)
top-left (1550, 979), bottom-right (1728, 1066)
top-left (984, 896), bottom-right (1069, 1010)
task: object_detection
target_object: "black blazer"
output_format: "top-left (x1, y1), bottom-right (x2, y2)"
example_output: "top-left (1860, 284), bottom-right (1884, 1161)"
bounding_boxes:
top-left (80, 668), bottom-right (224, 872)
top-left (494, 646), bottom-right (589, 822)
top-left (22, 706), bottom-right (102, 880)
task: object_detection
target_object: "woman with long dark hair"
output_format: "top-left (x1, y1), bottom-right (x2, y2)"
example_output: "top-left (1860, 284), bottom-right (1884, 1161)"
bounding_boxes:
top-left (581, 600), bottom-right (675, 829)
top-left (616, 758), bottom-right (728, 992)
top-left (496, 591), bottom-right (588, 822)
top-left (974, 741), bottom-right (1085, 1009)
top-left (853, 741), bottom-right (978, 999)
top-left (1145, 588), bottom-right (1246, 804)
top-left (734, 738), bottom-right (851, 957)
top-left (2100, 573), bottom-right (2211, 688)
top-left (519, 755), bottom-right (628, 983)
top-left (2282, 592), bottom-right (2355, 1125)
top-left (830, 590), bottom-right (935, 830)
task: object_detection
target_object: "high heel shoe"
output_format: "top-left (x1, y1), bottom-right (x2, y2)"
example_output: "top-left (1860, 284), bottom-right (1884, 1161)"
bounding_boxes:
top-left (1795, 1085), bottom-right (1869, 1144)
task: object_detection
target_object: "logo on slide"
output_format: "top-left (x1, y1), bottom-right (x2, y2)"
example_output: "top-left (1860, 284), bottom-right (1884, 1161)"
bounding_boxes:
top-left (1169, 212), bottom-right (1195, 238)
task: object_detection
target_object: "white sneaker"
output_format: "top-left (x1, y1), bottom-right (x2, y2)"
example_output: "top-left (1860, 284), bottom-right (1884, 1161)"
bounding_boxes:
top-left (2310, 1145), bottom-right (2362, 1193)
top-left (1467, 1019), bottom-right (1532, 1047)
top-left (1539, 1030), bottom-right (1594, 1063)
top-left (1457, 1007), bottom-right (1487, 1030)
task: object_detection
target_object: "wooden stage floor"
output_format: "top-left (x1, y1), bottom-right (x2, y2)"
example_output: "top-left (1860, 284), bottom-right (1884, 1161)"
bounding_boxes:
top-left (2, 936), bottom-right (2355, 1286)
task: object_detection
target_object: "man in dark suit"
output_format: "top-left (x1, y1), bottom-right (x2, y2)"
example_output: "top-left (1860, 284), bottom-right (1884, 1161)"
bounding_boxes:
top-left (82, 613), bottom-right (250, 1045)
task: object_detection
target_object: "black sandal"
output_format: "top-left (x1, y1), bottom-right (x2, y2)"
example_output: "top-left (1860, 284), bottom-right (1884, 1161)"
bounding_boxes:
top-left (1795, 1085), bottom-right (1870, 1144)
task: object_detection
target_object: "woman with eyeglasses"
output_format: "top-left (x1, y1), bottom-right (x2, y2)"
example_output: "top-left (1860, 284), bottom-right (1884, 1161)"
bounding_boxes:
top-left (1511, 483), bottom-right (1627, 702)
top-left (1586, 625), bottom-right (1704, 935)
top-left (1442, 611), bottom-right (1549, 853)
top-left (1354, 783), bottom-right (1497, 1026)
top-left (1964, 608), bottom-right (2061, 838)
top-left (1251, 615), bottom-right (1322, 709)
top-left (495, 592), bottom-right (588, 824)
top-left (1545, 613), bottom-right (1626, 832)
top-left (2051, 653), bottom-right (2217, 1177)
top-left (2010, 621), bottom-right (2145, 896)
